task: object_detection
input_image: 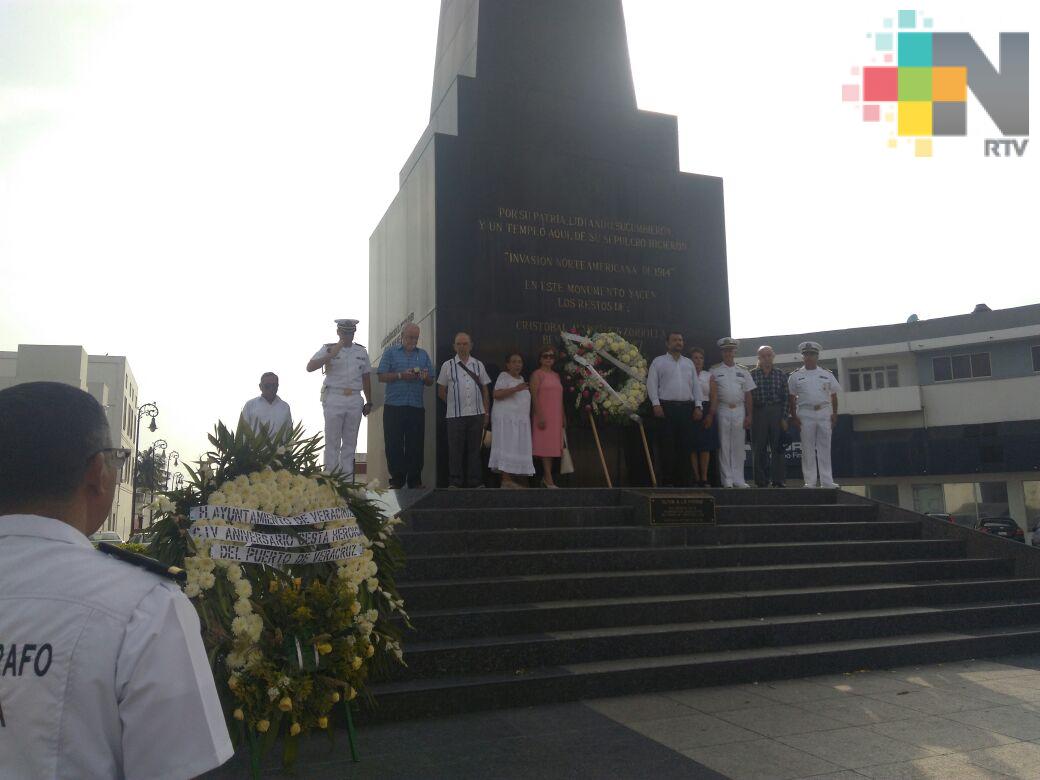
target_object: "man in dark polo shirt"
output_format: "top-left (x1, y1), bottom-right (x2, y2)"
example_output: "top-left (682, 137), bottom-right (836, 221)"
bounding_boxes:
top-left (377, 323), bottom-right (434, 488)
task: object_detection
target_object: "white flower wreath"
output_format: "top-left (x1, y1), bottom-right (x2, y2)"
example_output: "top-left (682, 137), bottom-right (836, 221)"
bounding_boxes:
top-left (561, 330), bottom-right (649, 421)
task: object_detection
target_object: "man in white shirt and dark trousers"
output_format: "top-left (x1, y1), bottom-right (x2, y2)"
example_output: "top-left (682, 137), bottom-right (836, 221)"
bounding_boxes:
top-left (708, 337), bottom-right (757, 488)
top-left (437, 332), bottom-right (491, 488)
top-left (0, 382), bottom-right (232, 779)
top-left (240, 371), bottom-right (293, 441)
top-left (788, 341), bottom-right (842, 488)
top-left (648, 331), bottom-right (703, 486)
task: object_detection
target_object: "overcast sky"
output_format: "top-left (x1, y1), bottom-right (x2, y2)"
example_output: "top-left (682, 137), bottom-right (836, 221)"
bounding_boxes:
top-left (1, 0), bottom-right (1036, 474)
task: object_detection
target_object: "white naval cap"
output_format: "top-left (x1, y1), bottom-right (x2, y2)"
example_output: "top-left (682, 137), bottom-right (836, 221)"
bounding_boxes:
top-left (799, 341), bottom-right (822, 354)
top-left (335, 319), bottom-right (359, 330)
top-left (717, 337), bottom-right (740, 349)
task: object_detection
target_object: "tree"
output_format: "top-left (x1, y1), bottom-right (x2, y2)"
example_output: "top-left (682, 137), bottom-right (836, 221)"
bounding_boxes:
top-left (135, 446), bottom-right (169, 495)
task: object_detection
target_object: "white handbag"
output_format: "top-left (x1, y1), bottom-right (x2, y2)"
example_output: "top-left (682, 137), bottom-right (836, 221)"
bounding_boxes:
top-left (559, 430), bottom-right (574, 475)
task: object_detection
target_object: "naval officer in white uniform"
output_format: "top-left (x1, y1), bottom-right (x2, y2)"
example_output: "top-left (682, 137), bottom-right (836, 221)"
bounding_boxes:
top-left (788, 341), bottom-right (842, 488)
top-left (707, 337), bottom-right (756, 488)
top-left (307, 318), bottom-right (373, 478)
top-left (0, 382), bottom-right (232, 779)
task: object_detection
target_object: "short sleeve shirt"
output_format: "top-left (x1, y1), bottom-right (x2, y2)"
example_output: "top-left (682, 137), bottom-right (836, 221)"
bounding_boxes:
top-left (0, 514), bottom-right (233, 779)
top-left (377, 345), bottom-right (434, 408)
top-left (710, 363), bottom-right (757, 406)
top-left (788, 367), bottom-right (842, 407)
top-left (437, 356), bottom-right (491, 418)
top-left (312, 343), bottom-right (371, 390)
top-left (241, 395), bottom-right (293, 436)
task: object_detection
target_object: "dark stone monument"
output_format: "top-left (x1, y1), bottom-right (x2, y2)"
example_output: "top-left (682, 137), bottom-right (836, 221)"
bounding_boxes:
top-left (369, 0), bottom-right (730, 487)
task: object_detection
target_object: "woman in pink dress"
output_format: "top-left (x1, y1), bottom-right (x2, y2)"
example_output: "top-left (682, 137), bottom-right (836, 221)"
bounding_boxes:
top-left (530, 348), bottom-right (566, 488)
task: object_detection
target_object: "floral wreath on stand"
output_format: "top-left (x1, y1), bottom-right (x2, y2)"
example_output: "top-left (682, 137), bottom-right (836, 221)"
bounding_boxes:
top-left (559, 327), bottom-right (649, 425)
top-left (147, 421), bottom-right (408, 775)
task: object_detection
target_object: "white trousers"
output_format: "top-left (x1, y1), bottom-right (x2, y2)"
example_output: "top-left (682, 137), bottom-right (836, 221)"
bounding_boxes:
top-left (323, 393), bottom-right (364, 478)
top-left (717, 405), bottom-right (749, 487)
top-left (799, 407), bottom-right (834, 486)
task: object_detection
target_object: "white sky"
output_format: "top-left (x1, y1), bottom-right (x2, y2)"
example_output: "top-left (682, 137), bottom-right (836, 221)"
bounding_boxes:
top-left (1, 1), bottom-right (1036, 472)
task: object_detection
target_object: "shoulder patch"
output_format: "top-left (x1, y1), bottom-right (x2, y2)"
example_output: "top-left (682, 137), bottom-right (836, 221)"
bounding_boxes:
top-left (98, 542), bottom-right (186, 583)
top-left (354, 343), bottom-right (366, 350)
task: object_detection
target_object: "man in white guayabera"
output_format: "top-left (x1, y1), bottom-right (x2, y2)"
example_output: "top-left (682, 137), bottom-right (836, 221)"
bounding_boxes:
top-left (241, 371), bottom-right (293, 441)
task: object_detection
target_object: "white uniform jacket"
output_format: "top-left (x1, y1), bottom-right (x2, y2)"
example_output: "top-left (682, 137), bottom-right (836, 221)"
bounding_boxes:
top-left (0, 514), bottom-right (233, 780)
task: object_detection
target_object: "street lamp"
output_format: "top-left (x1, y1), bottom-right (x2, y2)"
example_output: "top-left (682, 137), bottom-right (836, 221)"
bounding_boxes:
top-left (130, 402), bottom-right (159, 530)
top-left (165, 450), bottom-right (180, 490)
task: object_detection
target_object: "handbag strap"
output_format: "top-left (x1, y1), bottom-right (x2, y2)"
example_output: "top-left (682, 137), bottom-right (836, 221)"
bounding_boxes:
top-left (457, 359), bottom-right (482, 387)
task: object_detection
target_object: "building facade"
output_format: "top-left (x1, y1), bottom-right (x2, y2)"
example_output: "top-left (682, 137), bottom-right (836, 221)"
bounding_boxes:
top-left (0, 345), bottom-right (140, 539)
top-left (736, 304), bottom-right (1040, 531)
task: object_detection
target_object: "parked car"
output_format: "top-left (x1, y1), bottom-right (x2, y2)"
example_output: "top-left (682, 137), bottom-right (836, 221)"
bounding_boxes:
top-left (975, 517), bottom-right (1025, 542)
top-left (127, 532), bottom-right (156, 545)
top-left (926, 512), bottom-right (953, 522)
top-left (88, 530), bottom-right (125, 546)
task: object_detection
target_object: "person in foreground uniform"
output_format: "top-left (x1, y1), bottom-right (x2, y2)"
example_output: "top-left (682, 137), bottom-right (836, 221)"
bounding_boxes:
top-left (788, 341), bottom-right (842, 488)
top-left (240, 371), bottom-right (293, 440)
top-left (707, 337), bottom-right (756, 488)
top-left (0, 382), bottom-right (232, 779)
top-left (307, 318), bottom-right (373, 479)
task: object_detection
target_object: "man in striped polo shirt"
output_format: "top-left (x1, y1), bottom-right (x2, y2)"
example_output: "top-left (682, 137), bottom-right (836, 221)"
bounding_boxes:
top-left (436, 332), bottom-right (491, 488)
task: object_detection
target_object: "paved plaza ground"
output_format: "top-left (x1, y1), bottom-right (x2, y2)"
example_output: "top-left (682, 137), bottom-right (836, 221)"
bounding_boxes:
top-left (208, 653), bottom-right (1040, 778)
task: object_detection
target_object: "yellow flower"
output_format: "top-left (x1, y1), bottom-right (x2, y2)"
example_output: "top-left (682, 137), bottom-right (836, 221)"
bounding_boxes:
top-left (269, 579), bottom-right (280, 593)
top-left (289, 722), bottom-right (301, 737)
top-left (347, 686), bottom-right (357, 701)
top-left (228, 675), bottom-right (240, 690)
top-left (278, 696), bottom-right (293, 712)
top-left (317, 642), bottom-right (333, 655)
top-left (293, 577), bottom-right (303, 590)
top-left (351, 656), bottom-right (363, 670)
top-left (256, 720), bottom-right (270, 734)
top-left (365, 644), bottom-right (375, 658)
top-left (233, 708), bottom-right (244, 721)
top-left (318, 717), bottom-right (329, 729)
top-left (330, 691), bottom-right (341, 703)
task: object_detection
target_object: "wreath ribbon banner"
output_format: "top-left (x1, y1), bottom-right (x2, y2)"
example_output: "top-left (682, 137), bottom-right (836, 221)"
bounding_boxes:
top-left (189, 524), bottom-right (364, 548)
top-left (210, 541), bottom-right (366, 565)
top-left (189, 504), bottom-right (354, 527)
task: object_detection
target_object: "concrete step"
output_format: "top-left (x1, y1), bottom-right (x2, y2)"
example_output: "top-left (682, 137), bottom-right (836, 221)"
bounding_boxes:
top-left (398, 521), bottom-right (921, 555)
top-left (366, 623), bottom-right (1040, 721)
top-left (412, 487), bottom-right (842, 509)
top-left (406, 578), bottom-right (1040, 640)
top-left (399, 556), bottom-right (1010, 610)
top-left (402, 506), bottom-right (635, 532)
top-left (400, 538), bottom-right (965, 581)
top-left (393, 601), bottom-right (1040, 680)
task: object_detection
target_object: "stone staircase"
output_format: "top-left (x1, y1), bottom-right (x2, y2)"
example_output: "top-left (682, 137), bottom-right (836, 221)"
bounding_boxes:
top-left (367, 488), bottom-right (1040, 721)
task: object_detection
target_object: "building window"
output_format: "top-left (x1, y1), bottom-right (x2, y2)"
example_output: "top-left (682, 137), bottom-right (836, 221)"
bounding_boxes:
top-left (847, 365), bottom-right (899, 392)
top-left (867, 484), bottom-right (900, 505)
top-left (932, 352), bottom-right (991, 382)
top-left (912, 484), bottom-right (944, 515)
top-left (1032, 346), bottom-right (1040, 372)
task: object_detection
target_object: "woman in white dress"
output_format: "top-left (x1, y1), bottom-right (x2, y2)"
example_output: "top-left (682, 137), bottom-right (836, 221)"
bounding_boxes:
top-left (489, 353), bottom-right (535, 488)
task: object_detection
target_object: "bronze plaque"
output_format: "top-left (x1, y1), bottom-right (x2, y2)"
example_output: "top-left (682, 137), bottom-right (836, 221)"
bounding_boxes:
top-left (648, 493), bottom-right (715, 525)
